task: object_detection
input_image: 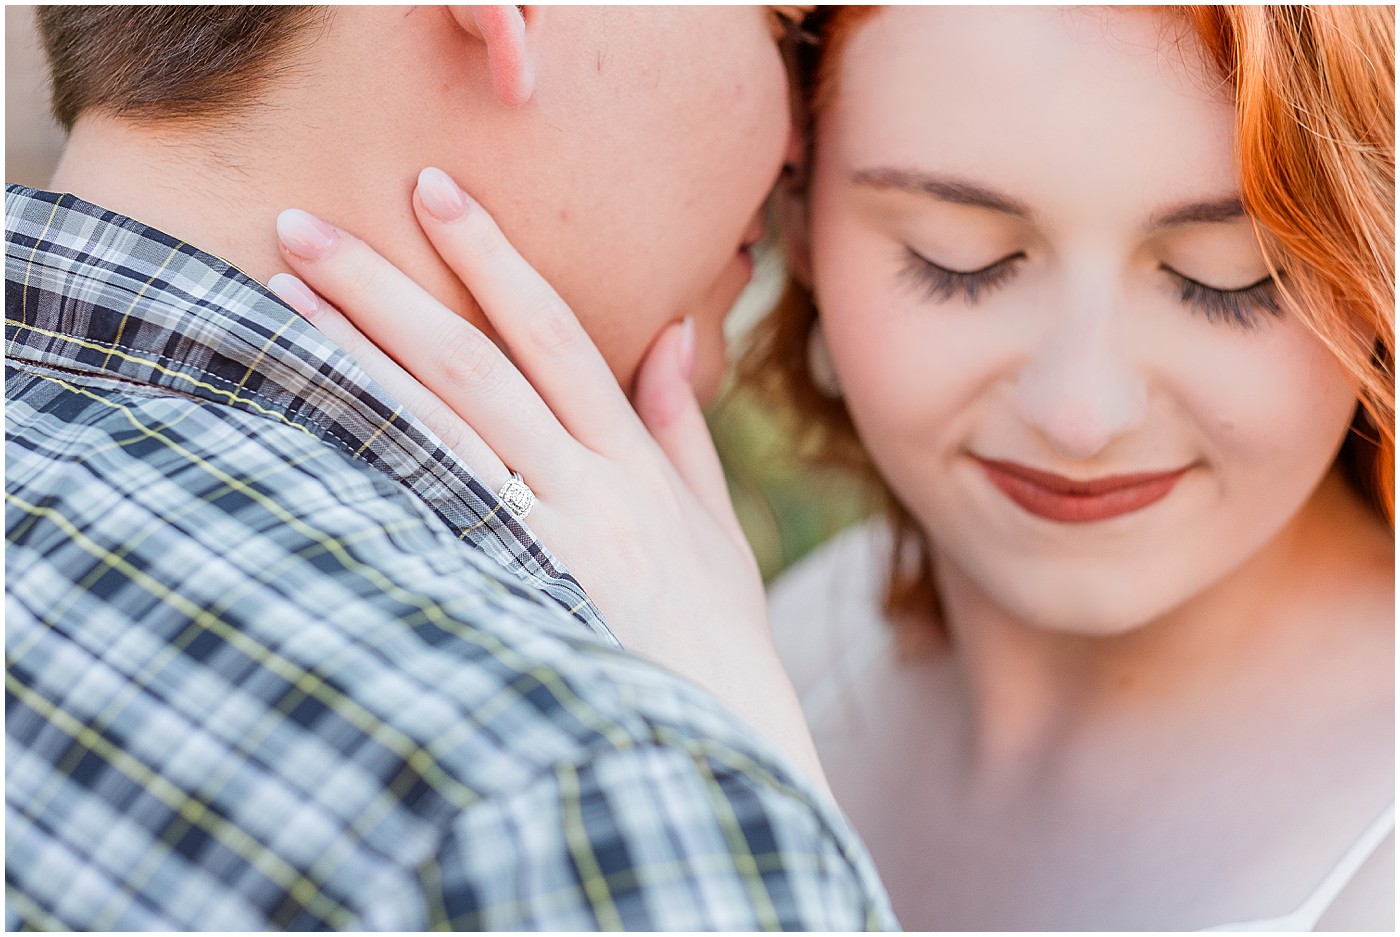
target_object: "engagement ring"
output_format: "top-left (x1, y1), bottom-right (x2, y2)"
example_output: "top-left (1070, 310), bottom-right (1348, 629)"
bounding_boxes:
top-left (497, 471), bottom-right (536, 521)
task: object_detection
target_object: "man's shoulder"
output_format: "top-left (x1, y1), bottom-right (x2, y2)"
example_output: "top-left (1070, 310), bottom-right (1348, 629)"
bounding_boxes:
top-left (6, 184), bottom-right (614, 636)
top-left (7, 360), bottom-right (627, 758)
top-left (2, 291), bottom-right (779, 786)
top-left (6, 372), bottom-right (897, 931)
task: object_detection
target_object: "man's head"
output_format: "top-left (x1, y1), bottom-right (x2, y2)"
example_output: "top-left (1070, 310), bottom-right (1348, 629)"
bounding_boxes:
top-left (37, 5), bottom-right (794, 401)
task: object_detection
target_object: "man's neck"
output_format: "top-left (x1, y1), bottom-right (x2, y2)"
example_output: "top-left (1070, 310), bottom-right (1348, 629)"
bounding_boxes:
top-left (48, 115), bottom-right (476, 324)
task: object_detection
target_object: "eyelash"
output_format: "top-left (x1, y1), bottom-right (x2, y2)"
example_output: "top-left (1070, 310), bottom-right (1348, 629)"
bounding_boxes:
top-left (899, 249), bottom-right (1024, 304)
top-left (900, 249), bottom-right (1284, 329)
top-left (1163, 268), bottom-right (1282, 330)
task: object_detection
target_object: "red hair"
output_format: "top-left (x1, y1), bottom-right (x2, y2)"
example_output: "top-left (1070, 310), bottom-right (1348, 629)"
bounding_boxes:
top-left (1189, 5), bottom-right (1394, 523)
top-left (745, 6), bottom-right (1395, 635)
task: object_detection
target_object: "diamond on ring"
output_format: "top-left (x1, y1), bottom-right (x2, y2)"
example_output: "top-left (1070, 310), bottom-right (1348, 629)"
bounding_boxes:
top-left (497, 471), bottom-right (536, 521)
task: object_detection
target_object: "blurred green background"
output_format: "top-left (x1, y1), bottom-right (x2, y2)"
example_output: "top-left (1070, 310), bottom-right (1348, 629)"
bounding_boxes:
top-left (5, 5), bottom-right (868, 585)
top-left (710, 382), bottom-right (870, 582)
top-left (708, 244), bottom-right (873, 583)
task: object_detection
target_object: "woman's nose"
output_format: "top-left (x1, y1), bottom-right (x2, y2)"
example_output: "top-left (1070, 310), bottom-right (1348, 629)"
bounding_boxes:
top-left (1011, 311), bottom-right (1148, 461)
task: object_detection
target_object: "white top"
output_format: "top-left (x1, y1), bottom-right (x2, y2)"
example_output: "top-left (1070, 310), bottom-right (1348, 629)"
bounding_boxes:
top-left (769, 519), bottom-right (1394, 932)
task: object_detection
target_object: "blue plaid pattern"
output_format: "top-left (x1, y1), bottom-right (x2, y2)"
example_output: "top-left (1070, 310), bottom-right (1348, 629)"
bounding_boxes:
top-left (5, 186), bottom-right (897, 930)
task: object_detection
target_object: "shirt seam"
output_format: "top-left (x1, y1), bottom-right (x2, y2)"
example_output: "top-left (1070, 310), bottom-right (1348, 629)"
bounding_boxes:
top-left (5, 355), bottom-right (368, 468)
top-left (6, 317), bottom-right (324, 440)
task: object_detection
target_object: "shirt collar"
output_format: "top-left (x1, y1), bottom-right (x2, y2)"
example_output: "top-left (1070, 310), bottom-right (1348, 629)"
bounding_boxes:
top-left (6, 184), bottom-right (615, 644)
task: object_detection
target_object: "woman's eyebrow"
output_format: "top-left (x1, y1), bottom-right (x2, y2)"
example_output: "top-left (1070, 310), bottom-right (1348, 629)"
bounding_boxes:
top-left (850, 167), bottom-right (1031, 218)
top-left (851, 168), bottom-right (1248, 232)
top-left (1149, 196), bottom-right (1246, 229)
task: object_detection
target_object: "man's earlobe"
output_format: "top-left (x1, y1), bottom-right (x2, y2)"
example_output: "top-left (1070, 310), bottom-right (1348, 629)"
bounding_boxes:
top-left (450, 6), bottom-right (535, 107)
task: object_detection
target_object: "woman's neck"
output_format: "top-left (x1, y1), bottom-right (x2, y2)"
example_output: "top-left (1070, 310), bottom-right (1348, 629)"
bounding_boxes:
top-left (931, 467), bottom-right (1390, 773)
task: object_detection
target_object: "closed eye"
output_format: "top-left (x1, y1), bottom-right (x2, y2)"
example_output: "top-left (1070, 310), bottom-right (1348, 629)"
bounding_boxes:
top-left (900, 248), bottom-right (1026, 304)
top-left (1162, 266), bottom-right (1282, 330)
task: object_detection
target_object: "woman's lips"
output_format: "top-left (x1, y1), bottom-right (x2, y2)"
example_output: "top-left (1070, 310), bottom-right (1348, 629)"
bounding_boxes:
top-left (977, 458), bottom-right (1190, 523)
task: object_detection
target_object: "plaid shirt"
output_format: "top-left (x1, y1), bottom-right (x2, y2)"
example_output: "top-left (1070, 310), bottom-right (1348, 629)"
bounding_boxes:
top-left (5, 186), bottom-right (897, 930)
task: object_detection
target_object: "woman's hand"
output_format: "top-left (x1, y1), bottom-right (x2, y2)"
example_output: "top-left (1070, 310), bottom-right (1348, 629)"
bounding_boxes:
top-left (267, 167), bottom-right (826, 790)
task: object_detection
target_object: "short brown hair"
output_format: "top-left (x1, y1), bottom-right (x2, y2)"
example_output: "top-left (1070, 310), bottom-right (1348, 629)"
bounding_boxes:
top-left (36, 5), bottom-right (329, 131)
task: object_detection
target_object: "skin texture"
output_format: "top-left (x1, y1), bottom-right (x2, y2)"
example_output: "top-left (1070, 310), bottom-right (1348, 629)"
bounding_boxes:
top-left (49, 6), bottom-right (787, 402)
top-left (775, 6), bottom-right (1393, 929)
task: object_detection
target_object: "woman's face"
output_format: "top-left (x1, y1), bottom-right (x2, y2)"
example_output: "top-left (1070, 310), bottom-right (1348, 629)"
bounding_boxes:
top-left (807, 7), bottom-right (1359, 634)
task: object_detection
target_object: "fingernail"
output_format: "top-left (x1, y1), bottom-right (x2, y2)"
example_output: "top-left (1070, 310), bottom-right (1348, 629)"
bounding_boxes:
top-left (418, 167), bottom-right (468, 222)
top-left (678, 316), bottom-right (696, 381)
top-left (267, 273), bottom-right (320, 319)
top-left (277, 209), bottom-right (337, 261)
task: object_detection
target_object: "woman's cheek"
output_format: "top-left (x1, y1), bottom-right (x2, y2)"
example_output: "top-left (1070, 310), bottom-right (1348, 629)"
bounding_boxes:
top-left (1169, 315), bottom-right (1358, 489)
top-left (820, 285), bottom-right (976, 482)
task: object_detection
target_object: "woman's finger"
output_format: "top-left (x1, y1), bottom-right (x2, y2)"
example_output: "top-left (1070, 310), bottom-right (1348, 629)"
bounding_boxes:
top-left (631, 317), bottom-right (746, 541)
top-left (275, 208), bottom-right (579, 496)
top-left (412, 166), bottom-right (648, 457)
top-left (267, 273), bottom-right (511, 488)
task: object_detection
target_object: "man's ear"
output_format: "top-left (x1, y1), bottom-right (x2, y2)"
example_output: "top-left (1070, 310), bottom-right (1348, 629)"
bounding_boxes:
top-left (779, 130), bottom-right (814, 288)
top-left (450, 6), bottom-right (535, 107)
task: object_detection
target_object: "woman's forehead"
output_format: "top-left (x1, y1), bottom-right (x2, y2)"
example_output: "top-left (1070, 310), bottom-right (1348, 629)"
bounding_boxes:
top-left (830, 7), bottom-right (1217, 102)
top-left (817, 7), bottom-right (1238, 213)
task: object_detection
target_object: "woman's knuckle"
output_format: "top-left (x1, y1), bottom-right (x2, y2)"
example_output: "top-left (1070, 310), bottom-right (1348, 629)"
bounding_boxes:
top-left (524, 296), bottom-right (579, 351)
top-left (343, 258), bottom-right (388, 301)
top-left (426, 409), bottom-right (472, 455)
top-left (462, 215), bottom-right (506, 260)
top-left (435, 327), bottom-right (499, 388)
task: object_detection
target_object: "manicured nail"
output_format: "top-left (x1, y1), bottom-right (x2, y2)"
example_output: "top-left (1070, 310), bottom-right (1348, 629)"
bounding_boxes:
top-left (678, 316), bottom-right (696, 381)
top-left (418, 167), bottom-right (468, 222)
top-left (267, 273), bottom-right (320, 319)
top-left (277, 209), bottom-right (337, 261)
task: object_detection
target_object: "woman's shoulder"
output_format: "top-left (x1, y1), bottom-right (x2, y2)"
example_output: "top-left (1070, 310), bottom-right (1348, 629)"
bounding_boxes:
top-left (767, 518), bottom-right (898, 707)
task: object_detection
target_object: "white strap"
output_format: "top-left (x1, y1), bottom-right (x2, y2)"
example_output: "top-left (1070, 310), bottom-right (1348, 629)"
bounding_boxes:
top-left (1205, 800), bottom-right (1395, 931)
top-left (1285, 800), bottom-right (1396, 929)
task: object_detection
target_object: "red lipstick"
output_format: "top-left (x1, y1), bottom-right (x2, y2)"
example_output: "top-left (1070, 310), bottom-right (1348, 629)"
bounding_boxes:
top-left (978, 458), bottom-right (1189, 523)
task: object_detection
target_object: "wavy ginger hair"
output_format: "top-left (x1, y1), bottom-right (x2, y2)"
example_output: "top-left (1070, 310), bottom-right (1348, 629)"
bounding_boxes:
top-left (744, 6), bottom-right (1395, 633)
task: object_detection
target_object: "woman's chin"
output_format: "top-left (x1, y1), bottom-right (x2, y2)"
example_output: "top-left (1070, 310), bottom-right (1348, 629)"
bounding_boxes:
top-left (1043, 594), bottom-right (1195, 640)
top-left (978, 576), bottom-right (1172, 639)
